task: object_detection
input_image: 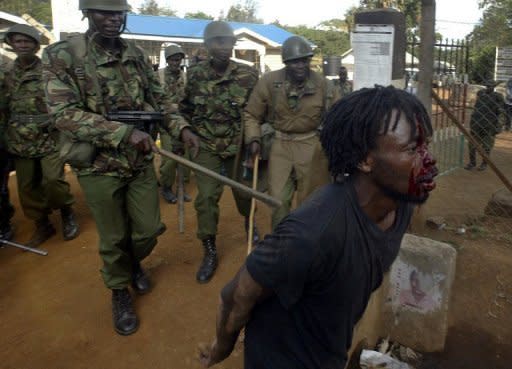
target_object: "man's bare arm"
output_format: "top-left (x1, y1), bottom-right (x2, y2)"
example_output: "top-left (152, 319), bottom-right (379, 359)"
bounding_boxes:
top-left (199, 264), bottom-right (272, 367)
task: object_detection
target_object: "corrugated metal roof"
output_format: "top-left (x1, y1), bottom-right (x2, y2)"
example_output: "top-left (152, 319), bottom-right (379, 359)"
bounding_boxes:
top-left (124, 14), bottom-right (294, 45)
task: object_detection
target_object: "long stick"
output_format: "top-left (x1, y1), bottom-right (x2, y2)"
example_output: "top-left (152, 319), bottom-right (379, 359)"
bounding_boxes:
top-left (247, 156), bottom-right (259, 255)
top-left (158, 148), bottom-right (282, 208)
top-left (432, 90), bottom-right (512, 192)
top-left (177, 164), bottom-right (185, 233)
top-left (0, 239), bottom-right (48, 256)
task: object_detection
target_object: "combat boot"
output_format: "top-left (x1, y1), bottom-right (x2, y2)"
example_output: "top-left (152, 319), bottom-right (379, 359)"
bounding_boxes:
top-left (112, 288), bottom-right (138, 336)
top-left (161, 186), bottom-right (177, 204)
top-left (131, 263), bottom-right (151, 295)
top-left (27, 218), bottom-right (56, 248)
top-left (196, 236), bottom-right (218, 284)
top-left (61, 206), bottom-right (79, 241)
top-left (244, 216), bottom-right (260, 244)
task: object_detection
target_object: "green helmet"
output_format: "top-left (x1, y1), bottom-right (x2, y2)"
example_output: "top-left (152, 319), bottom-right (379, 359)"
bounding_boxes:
top-left (281, 36), bottom-right (313, 63)
top-left (79, 0), bottom-right (130, 11)
top-left (4, 24), bottom-right (41, 46)
top-left (203, 21), bottom-right (235, 43)
top-left (165, 44), bottom-right (185, 59)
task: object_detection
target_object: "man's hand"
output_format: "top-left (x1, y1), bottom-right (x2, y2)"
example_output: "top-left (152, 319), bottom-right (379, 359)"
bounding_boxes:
top-left (181, 127), bottom-right (200, 158)
top-left (198, 340), bottom-right (232, 368)
top-left (127, 129), bottom-right (157, 153)
top-left (250, 141), bottom-right (260, 158)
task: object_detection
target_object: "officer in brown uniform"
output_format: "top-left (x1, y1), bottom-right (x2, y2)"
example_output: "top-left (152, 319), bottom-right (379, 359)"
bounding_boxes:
top-left (244, 36), bottom-right (340, 229)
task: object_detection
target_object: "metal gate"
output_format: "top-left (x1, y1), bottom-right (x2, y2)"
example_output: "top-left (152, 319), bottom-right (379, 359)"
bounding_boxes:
top-left (407, 38), bottom-right (470, 175)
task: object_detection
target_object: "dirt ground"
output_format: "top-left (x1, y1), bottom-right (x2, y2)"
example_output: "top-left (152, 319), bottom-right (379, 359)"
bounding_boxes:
top-left (1, 131), bottom-right (511, 369)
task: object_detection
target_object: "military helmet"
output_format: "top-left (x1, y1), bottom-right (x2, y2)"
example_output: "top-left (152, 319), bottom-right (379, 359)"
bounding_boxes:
top-left (79, 0), bottom-right (131, 11)
top-left (4, 24), bottom-right (41, 46)
top-left (203, 21), bottom-right (236, 43)
top-left (165, 44), bottom-right (185, 59)
top-left (281, 36), bottom-right (314, 63)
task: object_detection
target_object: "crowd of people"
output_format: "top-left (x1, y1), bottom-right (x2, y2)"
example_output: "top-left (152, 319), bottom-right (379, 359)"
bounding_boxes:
top-left (1, 1), bottom-right (440, 368)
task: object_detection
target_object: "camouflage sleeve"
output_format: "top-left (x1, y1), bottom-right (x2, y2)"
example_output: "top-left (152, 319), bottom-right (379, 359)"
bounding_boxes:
top-left (243, 77), bottom-right (270, 145)
top-left (0, 67), bottom-right (8, 149)
top-left (140, 53), bottom-right (190, 139)
top-left (41, 42), bottom-right (130, 148)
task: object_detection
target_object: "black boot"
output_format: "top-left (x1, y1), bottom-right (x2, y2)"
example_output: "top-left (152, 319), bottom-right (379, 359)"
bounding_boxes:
top-left (112, 288), bottom-right (138, 336)
top-left (131, 263), bottom-right (151, 295)
top-left (27, 218), bottom-right (56, 247)
top-left (183, 191), bottom-right (192, 202)
top-left (465, 148), bottom-right (477, 170)
top-left (196, 237), bottom-right (218, 284)
top-left (61, 206), bottom-right (79, 241)
top-left (477, 162), bottom-right (488, 171)
top-left (244, 217), bottom-right (260, 244)
top-left (161, 186), bottom-right (177, 204)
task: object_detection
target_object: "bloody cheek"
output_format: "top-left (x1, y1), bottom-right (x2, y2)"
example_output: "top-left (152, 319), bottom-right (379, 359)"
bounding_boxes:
top-left (408, 143), bottom-right (432, 196)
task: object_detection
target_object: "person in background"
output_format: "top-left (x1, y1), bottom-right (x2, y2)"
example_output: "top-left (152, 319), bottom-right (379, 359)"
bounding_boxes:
top-left (464, 81), bottom-right (504, 171)
top-left (179, 21), bottom-right (259, 284)
top-left (244, 35), bottom-right (340, 230)
top-left (334, 65), bottom-right (353, 98)
top-left (159, 44), bottom-right (192, 204)
top-left (4, 24), bottom-right (79, 247)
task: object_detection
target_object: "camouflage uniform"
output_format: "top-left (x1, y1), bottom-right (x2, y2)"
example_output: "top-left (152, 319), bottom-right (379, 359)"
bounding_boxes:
top-left (244, 69), bottom-right (340, 228)
top-left (159, 67), bottom-right (190, 189)
top-left (4, 57), bottom-right (74, 223)
top-left (468, 88), bottom-right (504, 166)
top-left (42, 33), bottom-right (189, 289)
top-left (180, 59), bottom-right (258, 240)
top-left (333, 79), bottom-right (353, 98)
top-left (0, 63), bottom-right (15, 239)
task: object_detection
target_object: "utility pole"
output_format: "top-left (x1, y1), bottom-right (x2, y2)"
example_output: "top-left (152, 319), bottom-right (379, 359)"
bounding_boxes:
top-left (418, 0), bottom-right (436, 116)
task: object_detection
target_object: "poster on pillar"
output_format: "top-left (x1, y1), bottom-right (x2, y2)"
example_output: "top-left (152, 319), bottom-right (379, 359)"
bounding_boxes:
top-left (351, 24), bottom-right (394, 91)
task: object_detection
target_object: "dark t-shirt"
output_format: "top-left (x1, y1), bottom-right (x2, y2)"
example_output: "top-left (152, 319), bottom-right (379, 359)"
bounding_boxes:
top-left (245, 180), bottom-right (413, 369)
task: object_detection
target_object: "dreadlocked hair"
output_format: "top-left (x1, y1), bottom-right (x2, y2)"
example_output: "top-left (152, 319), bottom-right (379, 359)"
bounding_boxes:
top-left (320, 85), bottom-right (432, 178)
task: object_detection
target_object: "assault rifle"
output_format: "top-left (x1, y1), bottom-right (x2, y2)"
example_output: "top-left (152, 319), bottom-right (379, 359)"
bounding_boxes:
top-left (105, 111), bottom-right (164, 139)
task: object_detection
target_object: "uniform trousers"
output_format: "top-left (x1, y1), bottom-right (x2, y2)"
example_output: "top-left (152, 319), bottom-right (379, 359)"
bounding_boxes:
top-left (78, 166), bottom-right (163, 289)
top-left (14, 151), bottom-right (74, 221)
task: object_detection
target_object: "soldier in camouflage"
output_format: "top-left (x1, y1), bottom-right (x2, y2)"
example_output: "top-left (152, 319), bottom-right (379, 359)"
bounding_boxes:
top-left (3, 24), bottom-right (79, 247)
top-left (179, 20), bottom-right (259, 284)
top-left (244, 35), bottom-right (341, 230)
top-left (0, 63), bottom-right (15, 241)
top-left (464, 81), bottom-right (505, 171)
top-left (159, 44), bottom-right (192, 204)
top-left (42, 0), bottom-right (199, 336)
top-left (333, 65), bottom-right (352, 98)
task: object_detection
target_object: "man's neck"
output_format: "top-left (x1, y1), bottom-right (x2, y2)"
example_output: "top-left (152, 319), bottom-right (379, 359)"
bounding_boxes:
top-left (17, 55), bottom-right (38, 68)
top-left (352, 174), bottom-right (399, 231)
top-left (88, 30), bottom-right (122, 52)
top-left (210, 58), bottom-right (229, 75)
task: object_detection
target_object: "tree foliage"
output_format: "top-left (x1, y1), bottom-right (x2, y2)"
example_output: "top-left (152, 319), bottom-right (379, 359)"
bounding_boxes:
top-left (184, 11), bottom-right (214, 20)
top-left (2, 0), bottom-right (52, 26)
top-left (138, 0), bottom-right (177, 17)
top-left (223, 0), bottom-right (263, 23)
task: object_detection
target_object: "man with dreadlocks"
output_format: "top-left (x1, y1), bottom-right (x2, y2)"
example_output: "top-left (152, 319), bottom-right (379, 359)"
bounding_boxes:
top-left (199, 85), bottom-right (438, 368)
top-left (42, 0), bottom-right (199, 335)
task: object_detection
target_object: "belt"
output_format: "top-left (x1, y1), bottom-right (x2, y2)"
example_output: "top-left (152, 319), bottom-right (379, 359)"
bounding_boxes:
top-left (274, 130), bottom-right (317, 141)
top-left (10, 114), bottom-right (50, 124)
